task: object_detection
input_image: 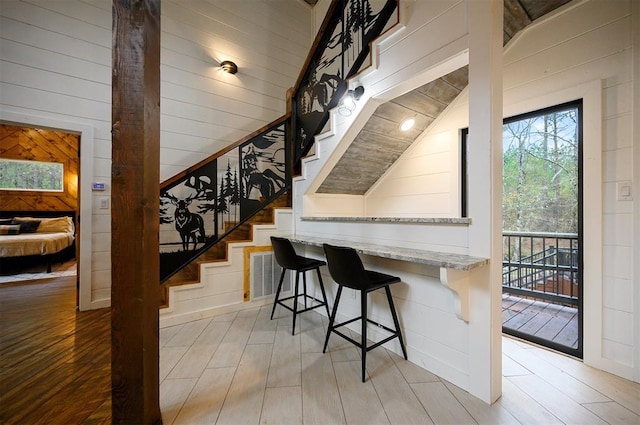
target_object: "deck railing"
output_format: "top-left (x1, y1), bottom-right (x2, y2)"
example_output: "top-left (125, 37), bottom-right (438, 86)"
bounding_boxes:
top-left (502, 231), bottom-right (579, 306)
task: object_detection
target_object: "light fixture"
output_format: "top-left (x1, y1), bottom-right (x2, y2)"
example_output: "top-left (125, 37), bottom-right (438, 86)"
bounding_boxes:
top-left (220, 60), bottom-right (238, 74)
top-left (338, 85), bottom-right (365, 116)
top-left (399, 116), bottom-right (416, 132)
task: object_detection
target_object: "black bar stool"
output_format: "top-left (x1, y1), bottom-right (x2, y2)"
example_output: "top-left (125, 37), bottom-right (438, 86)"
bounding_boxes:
top-left (322, 243), bottom-right (407, 382)
top-left (270, 236), bottom-right (331, 335)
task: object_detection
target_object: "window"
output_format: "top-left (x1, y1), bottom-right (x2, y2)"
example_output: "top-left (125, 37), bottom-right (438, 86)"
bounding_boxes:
top-left (0, 158), bottom-right (64, 192)
top-left (460, 100), bottom-right (582, 223)
top-left (502, 101), bottom-right (581, 233)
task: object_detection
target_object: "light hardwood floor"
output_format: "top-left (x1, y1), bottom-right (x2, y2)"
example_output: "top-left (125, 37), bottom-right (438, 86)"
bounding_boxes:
top-left (160, 304), bottom-right (640, 425)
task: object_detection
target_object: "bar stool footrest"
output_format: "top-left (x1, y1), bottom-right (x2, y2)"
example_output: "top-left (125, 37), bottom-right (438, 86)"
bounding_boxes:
top-left (275, 294), bottom-right (327, 314)
top-left (328, 317), bottom-right (402, 352)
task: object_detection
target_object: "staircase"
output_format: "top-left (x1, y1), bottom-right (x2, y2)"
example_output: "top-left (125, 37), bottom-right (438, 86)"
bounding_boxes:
top-left (160, 192), bottom-right (290, 307)
top-left (158, 0), bottom-right (399, 322)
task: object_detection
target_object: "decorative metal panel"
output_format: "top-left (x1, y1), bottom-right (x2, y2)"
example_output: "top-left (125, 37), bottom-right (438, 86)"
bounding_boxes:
top-left (292, 0), bottom-right (398, 163)
top-left (159, 122), bottom-right (288, 282)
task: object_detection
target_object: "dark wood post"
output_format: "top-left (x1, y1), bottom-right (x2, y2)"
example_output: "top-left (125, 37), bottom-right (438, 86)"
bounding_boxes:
top-left (111, 0), bottom-right (162, 423)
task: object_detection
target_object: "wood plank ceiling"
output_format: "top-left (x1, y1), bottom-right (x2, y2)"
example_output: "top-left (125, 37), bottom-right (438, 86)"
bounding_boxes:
top-left (316, 0), bottom-right (571, 195)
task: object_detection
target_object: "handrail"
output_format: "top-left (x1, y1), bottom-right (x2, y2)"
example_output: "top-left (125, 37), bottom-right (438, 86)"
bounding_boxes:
top-left (291, 0), bottom-right (398, 165)
top-left (159, 117), bottom-right (291, 282)
top-left (160, 113), bottom-right (290, 191)
top-left (158, 1), bottom-right (399, 283)
top-left (503, 230), bottom-right (578, 239)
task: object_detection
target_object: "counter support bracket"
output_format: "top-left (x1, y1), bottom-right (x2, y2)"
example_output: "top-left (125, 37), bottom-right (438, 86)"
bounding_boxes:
top-left (439, 267), bottom-right (472, 322)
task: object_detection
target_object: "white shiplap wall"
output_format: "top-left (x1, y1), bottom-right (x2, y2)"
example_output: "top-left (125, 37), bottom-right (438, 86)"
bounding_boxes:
top-left (0, 0), bottom-right (313, 308)
top-left (293, 0), bottom-right (490, 399)
top-left (329, 0), bottom-right (637, 381)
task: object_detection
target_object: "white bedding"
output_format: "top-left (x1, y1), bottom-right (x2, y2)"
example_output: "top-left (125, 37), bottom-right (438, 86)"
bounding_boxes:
top-left (0, 232), bottom-right (74, 257)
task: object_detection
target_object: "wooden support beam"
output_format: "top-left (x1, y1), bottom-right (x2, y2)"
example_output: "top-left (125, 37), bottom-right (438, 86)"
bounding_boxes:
top-left (111, 0), bottom-right (162, 423)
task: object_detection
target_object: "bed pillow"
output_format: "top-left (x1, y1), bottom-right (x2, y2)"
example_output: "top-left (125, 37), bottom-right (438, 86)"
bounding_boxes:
top-left (0, 224), bottom-right (21, 235)
top-left (11, 219), bottom-right (41, 233)
top-left (36, 216), bottom-right (74, 233)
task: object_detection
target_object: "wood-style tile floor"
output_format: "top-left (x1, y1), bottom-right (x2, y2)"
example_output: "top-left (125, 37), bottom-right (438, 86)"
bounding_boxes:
top-left (1, 277), bottom-right (638, 424)
top-left (161, 305), bottom-right (639, 425)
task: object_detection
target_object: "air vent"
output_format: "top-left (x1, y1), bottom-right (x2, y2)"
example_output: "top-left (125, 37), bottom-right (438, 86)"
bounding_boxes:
top-left (250, 251), bottom-right (290, 300)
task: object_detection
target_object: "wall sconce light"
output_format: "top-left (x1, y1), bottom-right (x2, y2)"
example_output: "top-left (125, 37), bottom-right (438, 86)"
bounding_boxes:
top-left (220, 60), bottom-right (238, 74)
top-left (338, 85), bottom-right (365, 116)
top-left (399, 116), bottom-right (416, 132)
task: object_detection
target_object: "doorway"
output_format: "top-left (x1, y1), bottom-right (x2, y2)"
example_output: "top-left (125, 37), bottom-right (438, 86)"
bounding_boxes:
top-left (0, 124), bottom-right (79, 291)
top-left (461, 100), bottom-right (584, 358)
top-left (500, 101), bottom-right (583, 358)
top-left (0, 111), bottom-right (96, 310)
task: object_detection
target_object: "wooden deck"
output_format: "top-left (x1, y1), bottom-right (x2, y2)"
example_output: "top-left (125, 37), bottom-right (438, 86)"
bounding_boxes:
top-left (502, 293), bottom-right (579, 350)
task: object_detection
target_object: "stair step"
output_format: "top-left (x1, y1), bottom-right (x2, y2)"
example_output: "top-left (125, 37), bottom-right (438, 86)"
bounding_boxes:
top-left (161, 193), bottom-right (290, 306)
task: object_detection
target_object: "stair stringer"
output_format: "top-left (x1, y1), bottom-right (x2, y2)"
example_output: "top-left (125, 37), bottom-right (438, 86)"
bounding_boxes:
top-left (294, 3), bottom-right (412, 217)
top-left (295, 0), bottom-right (471, 220)
top-left (159, 208), bottom-right (293, 328)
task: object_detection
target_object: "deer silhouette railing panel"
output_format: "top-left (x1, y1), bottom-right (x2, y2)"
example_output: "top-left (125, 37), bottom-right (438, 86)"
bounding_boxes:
top-left (159, 121), bottom-right (289, 282)
top-left (292, 0), bottom-right (398, 165)
top-left (159, 1), bottom-right (398, 282)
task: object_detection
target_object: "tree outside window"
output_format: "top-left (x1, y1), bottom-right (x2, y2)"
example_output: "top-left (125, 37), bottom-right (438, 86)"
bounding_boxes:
top-left (0, 158), bottom-right (64, 192)
top-left (503, 105), bottom-right (579, 234)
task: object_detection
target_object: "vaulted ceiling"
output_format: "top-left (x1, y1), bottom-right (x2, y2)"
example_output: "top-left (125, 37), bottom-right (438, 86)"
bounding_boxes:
top-left (315, 0), bottom-right (571, 196)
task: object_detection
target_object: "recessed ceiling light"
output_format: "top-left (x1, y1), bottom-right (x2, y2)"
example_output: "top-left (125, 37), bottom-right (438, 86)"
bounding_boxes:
top-left (399, 117), bottom-right (415, 132)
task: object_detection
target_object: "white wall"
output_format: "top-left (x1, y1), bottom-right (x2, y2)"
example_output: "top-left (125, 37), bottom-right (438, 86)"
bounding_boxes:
top-left (0, 0), bottom-right (313, 308)
top-left (293, 0), bottom-right (500, 399)
top-left (332, 0), bottom-right (637, 381)
top-left (503, 0), bottom-right (635, 382)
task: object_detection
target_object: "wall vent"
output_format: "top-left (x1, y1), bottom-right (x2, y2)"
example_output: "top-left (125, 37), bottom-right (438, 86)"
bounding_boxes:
top-left (250, 251), bottom-right (290, 300)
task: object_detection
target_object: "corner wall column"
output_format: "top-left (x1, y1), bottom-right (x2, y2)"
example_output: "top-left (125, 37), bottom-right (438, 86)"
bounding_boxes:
top-left (467, 0), bottom-right (503, 403)
top-left (111, 0), bottom-right (162, 422)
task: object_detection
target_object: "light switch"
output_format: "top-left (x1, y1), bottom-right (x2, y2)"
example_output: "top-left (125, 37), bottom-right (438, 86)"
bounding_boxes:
top-left (100, 197), bottom-right (109, 209)
top-left (616, 181), bottom-right (632, 201)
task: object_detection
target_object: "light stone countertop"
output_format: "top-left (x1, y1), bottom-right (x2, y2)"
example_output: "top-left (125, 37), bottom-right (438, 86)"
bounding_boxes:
top-left (286, 234), bottom-right (488, 271)
top-left (300, 216), bottom-right (471, 225)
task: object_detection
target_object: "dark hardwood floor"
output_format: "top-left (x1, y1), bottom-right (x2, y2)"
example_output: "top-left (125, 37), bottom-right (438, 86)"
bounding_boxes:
top-left (0, 276), bottom-right (111, 424)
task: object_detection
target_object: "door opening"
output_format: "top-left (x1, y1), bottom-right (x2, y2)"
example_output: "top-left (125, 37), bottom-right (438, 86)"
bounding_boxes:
top-left (462, 100), bottom-right (583, 358)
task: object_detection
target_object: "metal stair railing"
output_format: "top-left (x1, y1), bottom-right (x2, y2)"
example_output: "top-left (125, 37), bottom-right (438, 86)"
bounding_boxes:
top-left (159, 0), bottom-right (398, 283)
top-left (292, 0), bottom-right (398, 166)
top-left (159, 116), bottom-right (290, 282)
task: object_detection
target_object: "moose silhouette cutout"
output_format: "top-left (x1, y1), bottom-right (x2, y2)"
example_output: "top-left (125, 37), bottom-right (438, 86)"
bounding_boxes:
top-left (165, 192), bottom-right (206, 251)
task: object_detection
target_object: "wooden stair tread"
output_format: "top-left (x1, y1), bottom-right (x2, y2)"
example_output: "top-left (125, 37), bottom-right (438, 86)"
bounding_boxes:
top-left (160, 195), bottom-right (290, 306)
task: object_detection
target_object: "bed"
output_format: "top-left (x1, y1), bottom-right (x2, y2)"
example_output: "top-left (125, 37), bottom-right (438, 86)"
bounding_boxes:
top-left (0, 211), bottom-right (76, 274)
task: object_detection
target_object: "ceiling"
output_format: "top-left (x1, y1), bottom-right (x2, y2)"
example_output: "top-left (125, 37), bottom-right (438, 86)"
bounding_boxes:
top-left (316, 0), bottom-right (572, 196)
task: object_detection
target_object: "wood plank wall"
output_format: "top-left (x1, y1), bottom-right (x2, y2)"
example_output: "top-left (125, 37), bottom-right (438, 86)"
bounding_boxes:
top-left (0, 123), bottom-right (79, 212)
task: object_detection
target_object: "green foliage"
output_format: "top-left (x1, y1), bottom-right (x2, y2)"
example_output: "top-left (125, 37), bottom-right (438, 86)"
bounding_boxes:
top-left (0, 159), bottom-right (63, 191)
top-left (503, 108), bottom-right (578, 233)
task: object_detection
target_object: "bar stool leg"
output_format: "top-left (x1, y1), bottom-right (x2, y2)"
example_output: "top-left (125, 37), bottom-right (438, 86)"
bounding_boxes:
top-left (291, 271), bottom-right (301, 335)
top-left (270, 268), bottom-right (286, 320)
top-left (323, 285), bottom-right (342, 353)
top-left (316, 268), bottom-right (331, 317)
top-left (361, 290), bottom-right (368, 382)
top-left (303, 271), bottom-right (308, 309)
top-left (385, 286), bottom-right (407, 360)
